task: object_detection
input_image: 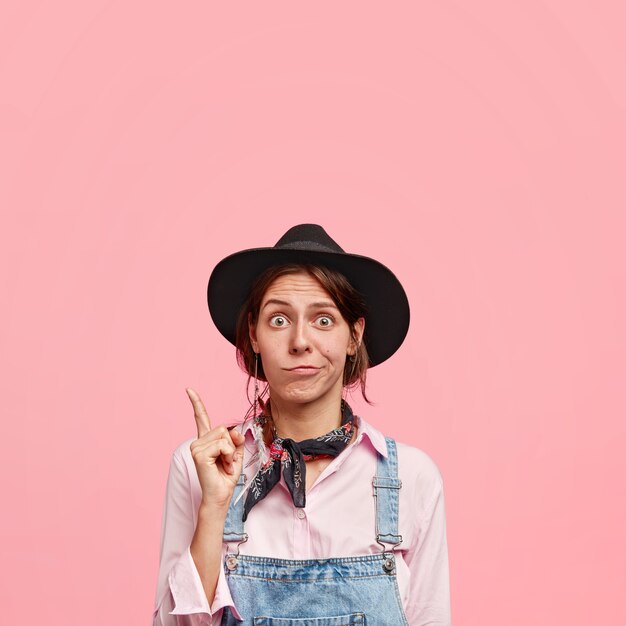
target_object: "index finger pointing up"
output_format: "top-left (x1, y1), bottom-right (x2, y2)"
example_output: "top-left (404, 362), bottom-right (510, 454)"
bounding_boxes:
top-left (186, 387), bottom-right (212, 438)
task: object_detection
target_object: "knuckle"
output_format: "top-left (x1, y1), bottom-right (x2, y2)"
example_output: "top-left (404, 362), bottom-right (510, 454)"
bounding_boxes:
top-left (191, 435), bottom-right (204, 449)
top-left (205, 430), bottom-right (222, 443)
top-left (219, 440), bottom-right (234, 453)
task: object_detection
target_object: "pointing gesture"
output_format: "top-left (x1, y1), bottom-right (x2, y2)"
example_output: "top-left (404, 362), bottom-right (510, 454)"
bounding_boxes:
top-left (186, 387), bottom-right (246, 509)
top-left (188, 386), bottom-right (213, 438)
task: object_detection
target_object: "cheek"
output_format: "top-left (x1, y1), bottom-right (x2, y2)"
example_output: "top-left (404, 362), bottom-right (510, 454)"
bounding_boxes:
top-left (323, 338), bottom-right (348, 360)
top-left (259, 340), bottom-right (283, 368)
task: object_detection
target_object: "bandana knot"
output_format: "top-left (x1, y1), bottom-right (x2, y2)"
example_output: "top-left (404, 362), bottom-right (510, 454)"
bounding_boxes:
top-left (242, 401), bottom-right (356, 521)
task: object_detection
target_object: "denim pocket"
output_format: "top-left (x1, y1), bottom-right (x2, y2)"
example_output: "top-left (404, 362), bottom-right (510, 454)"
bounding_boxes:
top-left (253, 613), bottom-right (365, 626)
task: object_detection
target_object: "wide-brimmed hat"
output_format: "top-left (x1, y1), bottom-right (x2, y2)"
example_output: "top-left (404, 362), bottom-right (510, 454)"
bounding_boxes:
top-left (207, 223), bottom-right (410, 367)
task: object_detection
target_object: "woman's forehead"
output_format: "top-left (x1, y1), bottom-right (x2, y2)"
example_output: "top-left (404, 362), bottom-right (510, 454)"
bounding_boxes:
top-left (261, 271), bottom-right (333, 303)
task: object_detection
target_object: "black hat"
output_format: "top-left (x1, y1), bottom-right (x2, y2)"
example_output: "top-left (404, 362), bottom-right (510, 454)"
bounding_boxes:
top-left (207, 224), bottom-right (410, 367)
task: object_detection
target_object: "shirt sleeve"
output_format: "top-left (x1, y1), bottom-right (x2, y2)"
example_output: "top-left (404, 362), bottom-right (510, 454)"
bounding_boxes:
top-left (152, 449), bottom-right (241, 626)
top-left (403, 479), bottom-right (452, 625)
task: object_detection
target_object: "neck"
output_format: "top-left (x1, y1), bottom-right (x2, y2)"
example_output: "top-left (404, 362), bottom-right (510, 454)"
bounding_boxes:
top-left (266, 392), bottom-right (345, 441)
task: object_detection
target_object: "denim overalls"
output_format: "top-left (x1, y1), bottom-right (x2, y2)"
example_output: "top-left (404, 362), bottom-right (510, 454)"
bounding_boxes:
top-left (219, 436), bottom-right (409, 625)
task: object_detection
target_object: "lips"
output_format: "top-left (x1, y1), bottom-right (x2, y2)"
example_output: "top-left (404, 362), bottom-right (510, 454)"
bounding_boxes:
top-left (286, 365), bottom-right (319, 371)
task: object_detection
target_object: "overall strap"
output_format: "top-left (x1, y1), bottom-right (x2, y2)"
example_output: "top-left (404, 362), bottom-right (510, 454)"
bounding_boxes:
top-left (222, 472), bottom-right (248, 543)
top-left (373, 436), bottom-right (402, 548)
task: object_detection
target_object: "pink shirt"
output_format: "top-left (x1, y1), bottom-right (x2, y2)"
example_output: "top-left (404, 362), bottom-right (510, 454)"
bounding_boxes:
top-left (152, 414), bottom-right (451, 625)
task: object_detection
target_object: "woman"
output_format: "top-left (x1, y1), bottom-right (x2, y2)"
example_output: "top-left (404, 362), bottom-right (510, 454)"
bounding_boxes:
top-left (153, 224), bottom-right (451, 625)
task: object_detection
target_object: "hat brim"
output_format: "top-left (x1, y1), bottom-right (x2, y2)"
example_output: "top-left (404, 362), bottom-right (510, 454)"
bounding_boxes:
top-left (207, 247), bottom-right (410, 367)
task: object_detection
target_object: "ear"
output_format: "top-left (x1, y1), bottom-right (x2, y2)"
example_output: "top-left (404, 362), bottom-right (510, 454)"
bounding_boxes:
top-left (348, 317), bottom-right (365, 355)
top-left (248, 312), bottom-right (259, 353)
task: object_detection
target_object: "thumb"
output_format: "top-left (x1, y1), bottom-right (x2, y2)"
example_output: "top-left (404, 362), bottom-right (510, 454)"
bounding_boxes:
top-left (230, 428), bottom-right (246, 463)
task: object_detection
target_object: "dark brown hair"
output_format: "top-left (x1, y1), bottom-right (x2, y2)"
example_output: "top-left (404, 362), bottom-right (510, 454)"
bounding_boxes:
top-left (234, 263), bottom-right (372, 411)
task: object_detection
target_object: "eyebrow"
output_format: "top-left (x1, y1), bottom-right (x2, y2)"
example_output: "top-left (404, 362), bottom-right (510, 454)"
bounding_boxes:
top-left (261, 298), bottom-right (339, 311)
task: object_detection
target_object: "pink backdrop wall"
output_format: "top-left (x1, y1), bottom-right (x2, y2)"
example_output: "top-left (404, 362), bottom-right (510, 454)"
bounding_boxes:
top-left (1, 2), bottom-right (624, 624)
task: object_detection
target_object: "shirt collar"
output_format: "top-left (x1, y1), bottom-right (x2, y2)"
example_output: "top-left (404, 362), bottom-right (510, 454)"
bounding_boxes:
top-left (353, 414), bottom-right (389, 457)
top-left (237, 411), bottom-right (388, 458)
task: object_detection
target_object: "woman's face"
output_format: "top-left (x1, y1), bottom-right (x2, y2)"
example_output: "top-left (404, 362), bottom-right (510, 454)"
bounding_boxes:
top-left (249, 270), bottom-right (364, 409)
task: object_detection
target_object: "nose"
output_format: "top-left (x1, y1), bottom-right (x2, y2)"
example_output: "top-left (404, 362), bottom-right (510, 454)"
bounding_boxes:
top-left (289, 320), bottom-right (312, 354)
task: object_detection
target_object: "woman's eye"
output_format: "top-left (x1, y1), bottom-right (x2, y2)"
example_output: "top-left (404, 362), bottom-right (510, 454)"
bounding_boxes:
top-left (269, 315), bottom-right (288, 327)
top-left (317, 315), bottom-right (334, 327)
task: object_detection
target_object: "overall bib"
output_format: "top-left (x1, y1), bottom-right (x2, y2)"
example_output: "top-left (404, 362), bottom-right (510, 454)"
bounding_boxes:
top-left (220, 436), bottom-right (409, 625)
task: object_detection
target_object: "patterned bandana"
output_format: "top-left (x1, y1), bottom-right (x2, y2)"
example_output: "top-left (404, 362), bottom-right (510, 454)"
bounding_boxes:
top-left (242, 401), bottom-right (356, 521)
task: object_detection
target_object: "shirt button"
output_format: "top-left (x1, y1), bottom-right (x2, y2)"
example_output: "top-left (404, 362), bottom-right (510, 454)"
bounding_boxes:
top-left (296, 509), bottom-right (306, 519)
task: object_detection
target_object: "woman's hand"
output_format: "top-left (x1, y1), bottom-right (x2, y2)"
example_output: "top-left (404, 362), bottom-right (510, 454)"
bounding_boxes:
top-left (186, 387), bottom-right (246, 510)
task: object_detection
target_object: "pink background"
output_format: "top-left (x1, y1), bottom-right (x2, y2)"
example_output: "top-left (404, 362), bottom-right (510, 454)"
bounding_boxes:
top-left (1, 2), bottom-right (624, 624)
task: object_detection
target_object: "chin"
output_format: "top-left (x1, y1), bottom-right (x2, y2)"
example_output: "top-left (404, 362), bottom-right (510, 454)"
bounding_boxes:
top-left (269, 374), bottom-right (341, 405)
top-left (283, 390), bottom-right (321, 404)
top-left (285, 385), bottom-right (338, 406)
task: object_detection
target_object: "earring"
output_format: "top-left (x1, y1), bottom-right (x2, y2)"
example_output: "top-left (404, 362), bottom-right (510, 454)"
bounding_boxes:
top-left (253, 351), bottom-right (260, 417)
